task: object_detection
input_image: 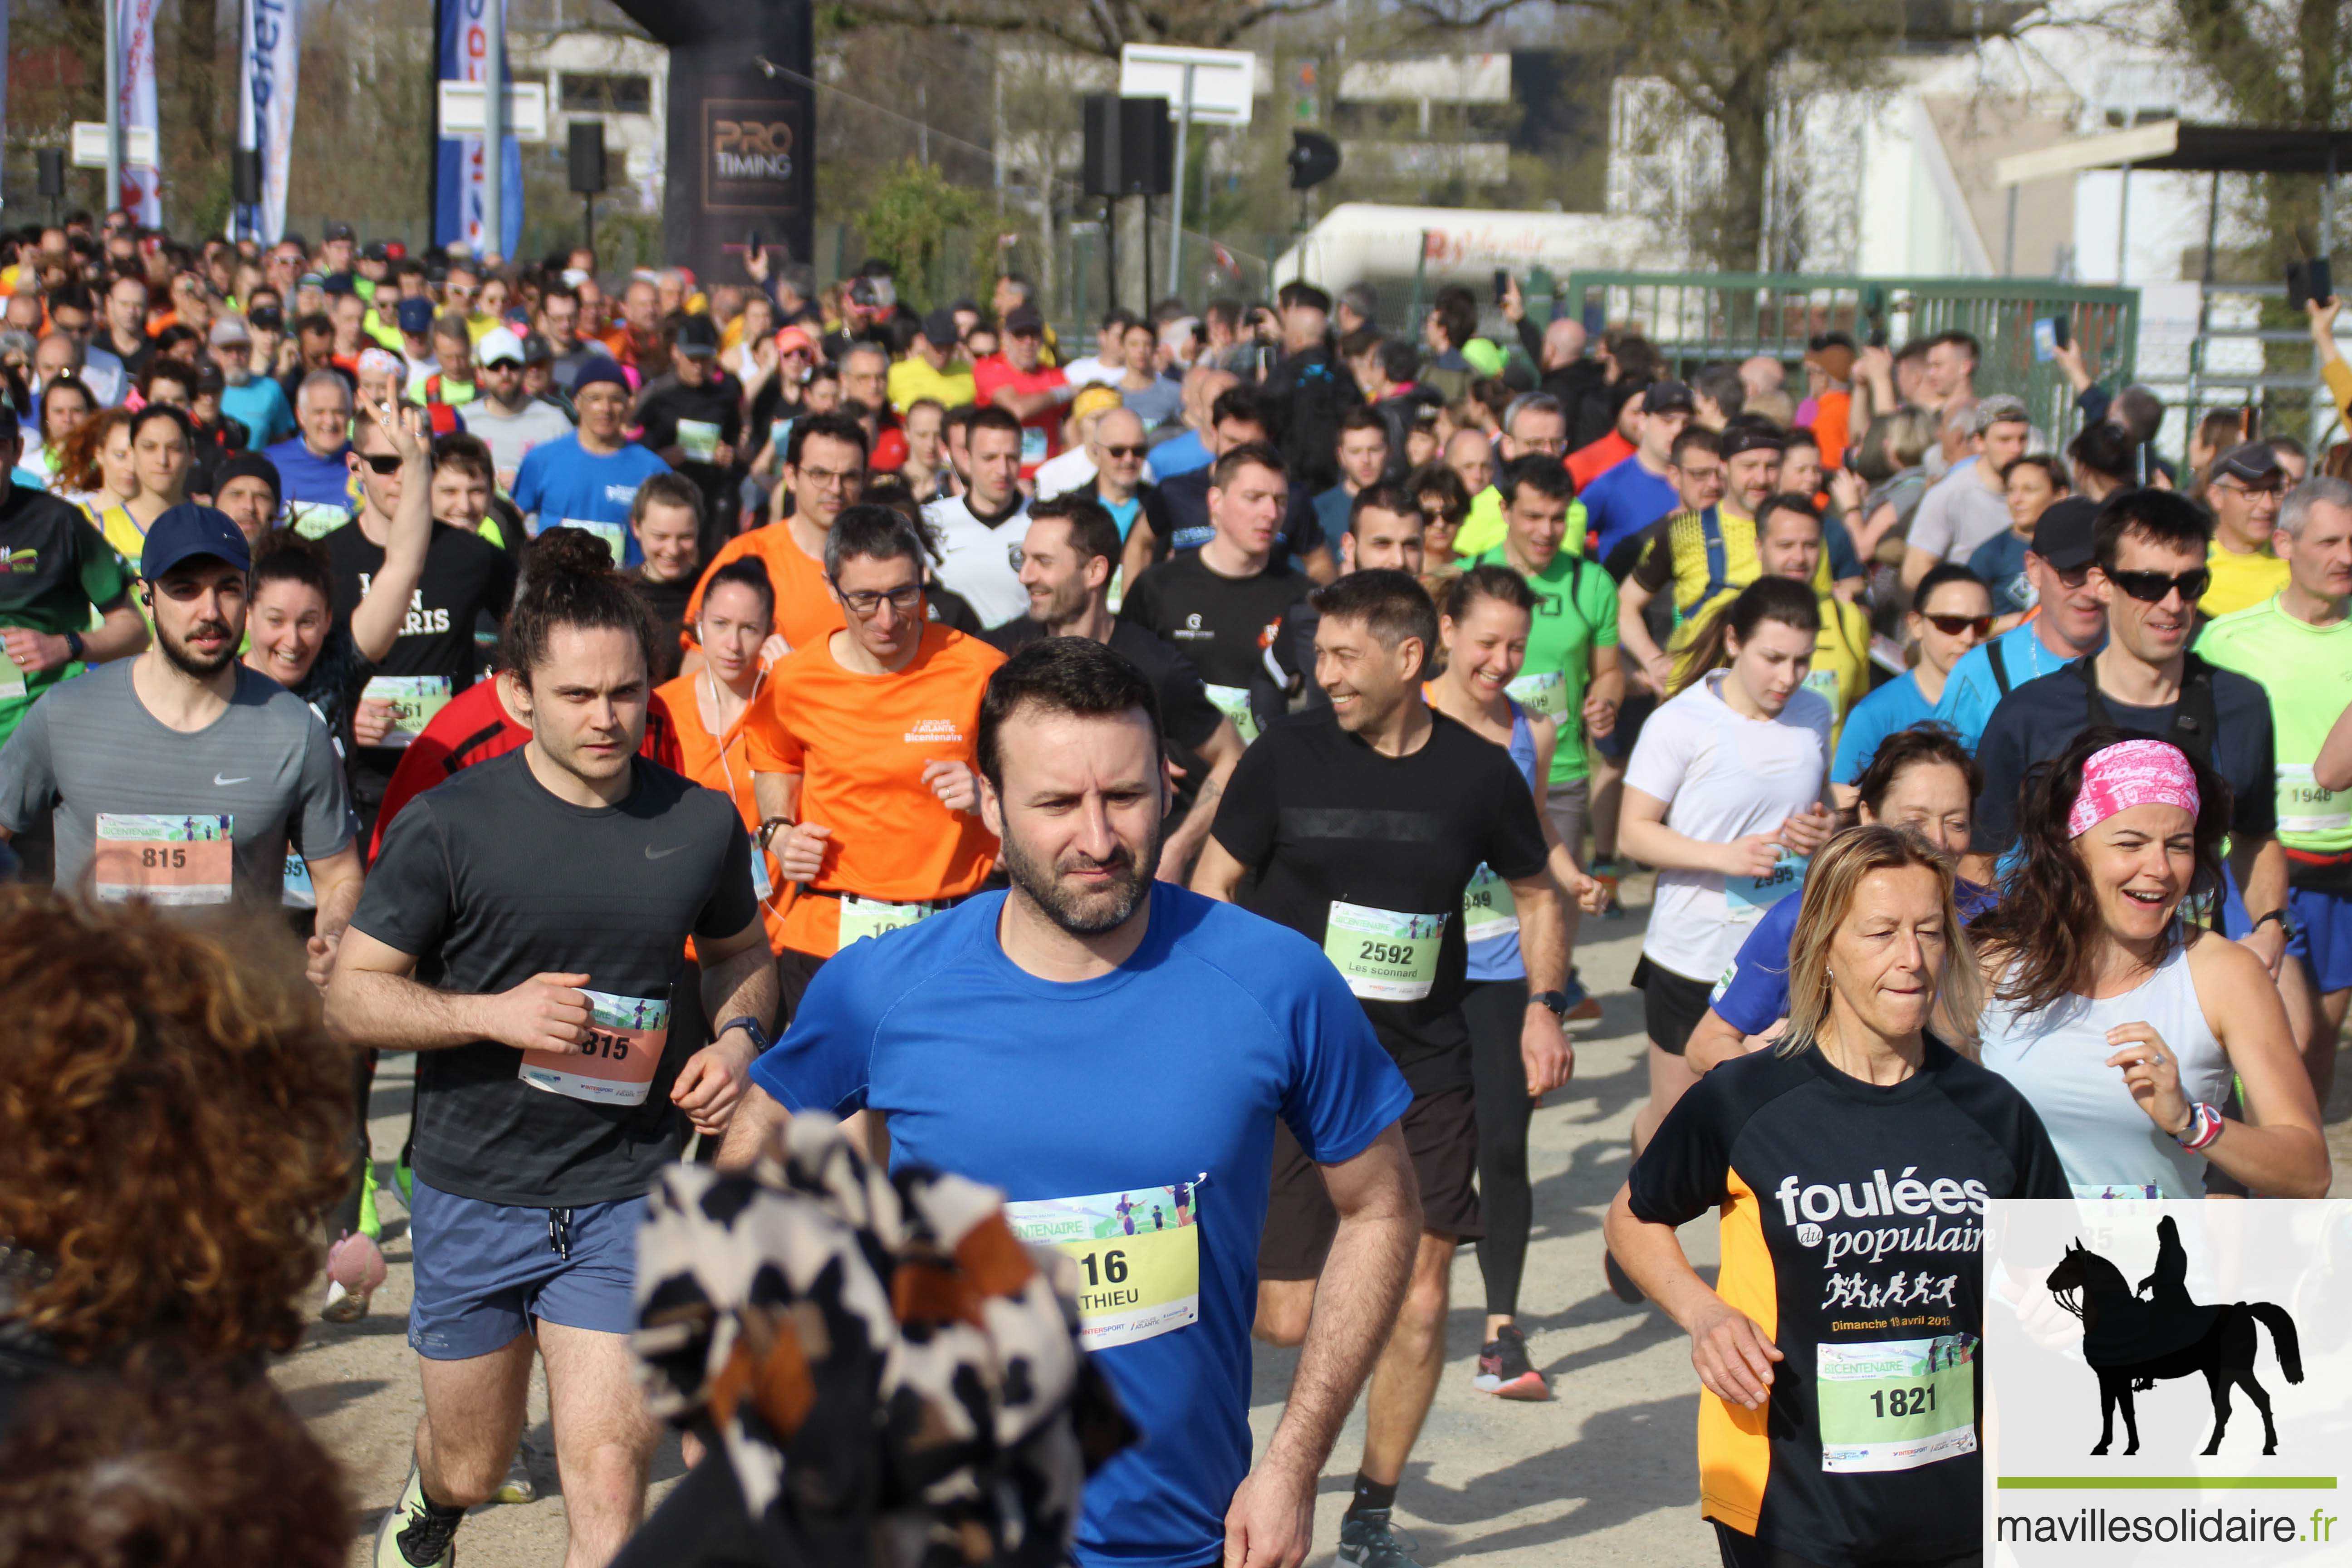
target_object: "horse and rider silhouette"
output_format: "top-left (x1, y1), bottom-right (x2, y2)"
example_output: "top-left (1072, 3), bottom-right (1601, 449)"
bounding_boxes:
top-left (2045, 1216), bottom-right (2303, 1456)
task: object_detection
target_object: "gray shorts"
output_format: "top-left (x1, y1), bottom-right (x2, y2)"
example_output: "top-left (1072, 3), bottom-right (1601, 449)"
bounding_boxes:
top-left (1544, 777), bottom-right (1590, 868)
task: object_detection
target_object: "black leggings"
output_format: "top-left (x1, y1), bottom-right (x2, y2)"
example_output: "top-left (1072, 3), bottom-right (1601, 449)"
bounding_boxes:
top-left (331, 1048), bottom-right (377, 1239)
top-left (1463, 976), bottom-right (1532, 1319)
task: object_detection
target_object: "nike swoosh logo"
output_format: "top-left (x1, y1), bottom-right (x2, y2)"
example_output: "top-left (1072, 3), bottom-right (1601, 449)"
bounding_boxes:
top-left (645, 843), bottom-right (687, 859)
top-left (214, 774), bottom-right (251, 786)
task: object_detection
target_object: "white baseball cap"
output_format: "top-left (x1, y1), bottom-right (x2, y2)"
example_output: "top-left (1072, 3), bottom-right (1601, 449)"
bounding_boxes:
top-left (476, 326), bottom-right (527, 368)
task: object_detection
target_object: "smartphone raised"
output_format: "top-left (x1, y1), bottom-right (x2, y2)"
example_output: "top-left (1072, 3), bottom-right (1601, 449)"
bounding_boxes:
top-left (2032, 318), bottom-right (2058, 363)
top-left (1493, 268), bottom-right (1510, 305)
top-left (2289, 258), bottom-right (2335, 311)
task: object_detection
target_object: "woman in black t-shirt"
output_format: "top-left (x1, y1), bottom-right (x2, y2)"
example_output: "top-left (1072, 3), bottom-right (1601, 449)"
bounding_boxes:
top-left (1606, 825), bottom-right (2068, 1568)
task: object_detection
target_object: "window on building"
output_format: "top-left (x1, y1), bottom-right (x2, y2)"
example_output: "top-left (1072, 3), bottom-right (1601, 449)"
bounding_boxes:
top-left (560, 73), bottom-right (652, 116)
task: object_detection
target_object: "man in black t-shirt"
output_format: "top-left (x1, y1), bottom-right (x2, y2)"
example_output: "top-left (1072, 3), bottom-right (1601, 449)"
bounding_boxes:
top-left (328, 556), bottom-right (776, 1568)
top-left (322, 408), bottom-right (521, 842)
top-left (624, 472), bottom-right (704, 685)
top-left (1973, 490), bottom-right (2284, 967)
top-left (1121, 442), bottom-right (1316, 747)
top-left (1191, 569), bottom-right (1573, 1568)
top-left (1252, 481), bottom-right (1427, 731)
top-left (1140, 387), bottom-right (1334, 580)
top-left (636, 314), bottom-right (743, 536)
top-left (987, 494), bottom-right (1243, 880)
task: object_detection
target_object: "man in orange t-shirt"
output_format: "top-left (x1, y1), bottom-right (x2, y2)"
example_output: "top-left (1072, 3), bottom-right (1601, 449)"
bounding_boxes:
top-left (681, 410), bottom-right (868, 671)
top-left (745, 504), bottom-right (1005, 1003)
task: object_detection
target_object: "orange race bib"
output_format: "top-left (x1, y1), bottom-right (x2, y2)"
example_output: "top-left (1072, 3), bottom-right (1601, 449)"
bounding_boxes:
top-left (518, 988), bottom-right (671, 1107)
top-left (93, 813), bottom-right (233, 905)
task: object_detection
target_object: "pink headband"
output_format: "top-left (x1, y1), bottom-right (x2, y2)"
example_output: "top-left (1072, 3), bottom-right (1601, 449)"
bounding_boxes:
top-left (2068, 739), bottom-right (2200, 838)
top-left (356, 347), bottom-right (405, 380)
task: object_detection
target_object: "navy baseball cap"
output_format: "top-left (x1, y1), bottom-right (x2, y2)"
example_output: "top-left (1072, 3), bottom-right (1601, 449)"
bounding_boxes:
top-left (395, 297), bottom-right (435, 336)
top-left (141, 502), bottom-right (252, 581)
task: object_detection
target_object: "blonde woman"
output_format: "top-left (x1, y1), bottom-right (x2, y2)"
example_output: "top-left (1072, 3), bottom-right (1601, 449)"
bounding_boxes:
top-left (1606, 825), bottom-right (2068, 1568)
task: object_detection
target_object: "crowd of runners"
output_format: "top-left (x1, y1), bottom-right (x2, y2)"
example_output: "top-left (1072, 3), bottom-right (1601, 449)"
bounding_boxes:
top-left (1, 206), bottom-right (2350, 1568)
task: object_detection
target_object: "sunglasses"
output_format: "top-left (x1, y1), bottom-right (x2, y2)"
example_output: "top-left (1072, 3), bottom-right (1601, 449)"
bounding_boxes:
top-left (357, 452), bottom-right (403, 475)
top-left (1922, 613), bottom-right (1993, 637)
top-left (2105, 566), bottom-right (2211, 604)
top-left (1100, 444), bottom-right (1147, 460)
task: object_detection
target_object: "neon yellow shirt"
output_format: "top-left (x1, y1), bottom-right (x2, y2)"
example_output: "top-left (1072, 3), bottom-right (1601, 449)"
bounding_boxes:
top-left (2198, 593), bottom-right (2352, 853)
top-left (2202, 538), bottom-right (2291, 618)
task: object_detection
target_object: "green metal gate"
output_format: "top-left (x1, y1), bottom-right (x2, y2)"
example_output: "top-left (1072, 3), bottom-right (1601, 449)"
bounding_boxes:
top-left (1557, 272), bottom-right (2140, 447)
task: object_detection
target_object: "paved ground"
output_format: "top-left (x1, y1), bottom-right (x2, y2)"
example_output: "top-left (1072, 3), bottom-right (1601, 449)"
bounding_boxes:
top-left (284, 872), bottom-right (2352, 1567)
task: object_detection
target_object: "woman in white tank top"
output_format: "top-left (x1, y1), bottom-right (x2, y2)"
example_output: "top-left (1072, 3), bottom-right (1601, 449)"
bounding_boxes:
top-left (1971, 731), bottom-right (2326, 1198)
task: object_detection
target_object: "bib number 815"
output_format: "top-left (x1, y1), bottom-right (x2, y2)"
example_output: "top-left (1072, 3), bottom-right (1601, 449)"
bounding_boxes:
top-left (1079, 1249), bottom-right (1128, 1287)
top-left (583, 1029), bottom-right (631, 1062)
top-left (1870, 1384), bottom-right (1937, 1418)
top-left (141, 847), bottom-right (188, 868)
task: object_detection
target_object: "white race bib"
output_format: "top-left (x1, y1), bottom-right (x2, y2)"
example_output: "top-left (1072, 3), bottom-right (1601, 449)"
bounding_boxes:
top-left (2277, 762), bottom-right (2350, 837)
top-left (1203, 683), bottom-right (1260, 744)
top-left (1505, 670), bottom-right (1565, 721)
top-left (837, 892), bottom-right (940, 946)
top-left (563, 517), bottom-right (628, 565)
top-left (1323, 901), bottom-right (1446, 1001)
top-left (1462, 864), bottom-right (1519, 944)
top-left (363, 675), bottom-right (454, 750)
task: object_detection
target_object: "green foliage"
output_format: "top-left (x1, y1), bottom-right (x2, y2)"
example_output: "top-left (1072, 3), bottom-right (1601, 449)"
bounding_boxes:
top-left (852, 158), bottom-right (992, 308)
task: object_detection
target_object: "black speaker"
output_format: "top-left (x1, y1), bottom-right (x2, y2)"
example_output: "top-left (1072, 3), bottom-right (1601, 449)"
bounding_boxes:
top-left (232, 148), bottom-right (262, 206)
top-left (1288, 130), bottom-right (1341, 191)
top-left (568, 120), bottom-right (607, 196)
top-left (1081, 95), bottom-right (1172, 198)
top-left (36, 149), bottom-right (64, 199)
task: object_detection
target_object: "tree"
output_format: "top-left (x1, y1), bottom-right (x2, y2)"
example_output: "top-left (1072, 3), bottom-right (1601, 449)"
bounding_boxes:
top-left (1407, 0), bottom-right (2040, 272)
top-left (827, 0), bottom-right (1340, 57)
top-left (854, 158), bottom-right (992, 307)
top-left (2161, 0), bottom-right (2345, 259)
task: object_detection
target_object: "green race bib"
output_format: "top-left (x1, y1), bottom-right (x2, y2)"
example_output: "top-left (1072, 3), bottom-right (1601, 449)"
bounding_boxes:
top-left (1323, 900), bottom-right (1446, 1001)
top-left (1816, 1334), bottom-right (1977, 1474)
top-left (563, 517), bottom-right (628, 565)
top-left (1462, 864), bottom-right (1518, 944)
top-left (1203, 683), bottom-right (1260, 744)
top-left (677, 419), bottom-right (722, 464)
top-left (1005, 1180), bottom-right (1203, 1350)
top-left (1505, 670), bottom-right (1565, 721)
top-left (2276, 762), bottom-right (2349, 838)
top-left (363, 674), bottom-right (454, 750)
top-left (837, 892), bottom-right (940, 946)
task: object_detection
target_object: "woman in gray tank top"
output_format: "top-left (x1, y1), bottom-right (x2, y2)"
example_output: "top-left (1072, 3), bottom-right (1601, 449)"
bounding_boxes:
top-left (1970, 728), bottom-right (2327, 1199)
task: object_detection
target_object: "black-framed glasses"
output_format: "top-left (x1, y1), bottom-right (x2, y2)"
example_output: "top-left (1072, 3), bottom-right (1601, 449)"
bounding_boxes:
top-left (2105, 566), bottom-right (2211, 604)
top-left (832, 580), bottom-right (922, 617)
top-left (1100, 444), bottom-right (1147, 459)
top-left (1923, 613), bottom-right (1993, 637)
top-left (357, 452), bottom-right (402, 475)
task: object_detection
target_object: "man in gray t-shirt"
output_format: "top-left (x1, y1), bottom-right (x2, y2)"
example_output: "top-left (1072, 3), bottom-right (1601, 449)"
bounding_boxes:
top-left (0, 504), bottom-right (358, 927)
top-left (1900, 394), bottom-right (2034, 596)
top-left (461, 327), bottom-right (577, 490)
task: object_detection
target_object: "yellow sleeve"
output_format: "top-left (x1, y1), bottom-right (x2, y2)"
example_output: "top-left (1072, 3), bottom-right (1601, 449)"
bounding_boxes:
top-left (2324, 357), bottom-right (2352, 430)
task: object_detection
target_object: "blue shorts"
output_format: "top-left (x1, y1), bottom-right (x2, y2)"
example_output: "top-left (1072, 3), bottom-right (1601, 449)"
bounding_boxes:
top-left (2290, 884), bottom-right (2352, 995)
top-left (407, 1178), bottom-right (645, 1361)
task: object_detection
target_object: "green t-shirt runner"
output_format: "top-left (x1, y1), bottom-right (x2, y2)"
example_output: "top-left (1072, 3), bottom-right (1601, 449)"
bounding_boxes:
top-left (1471, 543), bottom-right (1620, 786)
top-left (0, 484), bottom-right (137, 747)
top-left (2197, 593), bottom-right (2352, 854)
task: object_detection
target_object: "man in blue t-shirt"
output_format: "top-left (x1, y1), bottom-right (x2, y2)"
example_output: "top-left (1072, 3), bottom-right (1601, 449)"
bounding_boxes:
top-left (510, 359), bottom-right (671, 567)
top-left (263, 369), bottom-right (360, 530)
top-left (724, 638), bottom-right (1417, 1568)
top-left (1933, 496), bottom-right (2107, 751)
top-left (1578, 380), bottom-right (1692, 560)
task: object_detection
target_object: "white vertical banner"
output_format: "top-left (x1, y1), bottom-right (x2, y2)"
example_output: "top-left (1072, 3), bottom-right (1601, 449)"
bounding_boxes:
top-left (115, 0), bottom-right (160, 225)
top-left (237, 0), bottom-right (299, 243)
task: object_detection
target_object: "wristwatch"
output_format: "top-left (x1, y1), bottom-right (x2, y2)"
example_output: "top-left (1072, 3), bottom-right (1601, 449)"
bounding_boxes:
top-left (1530, 990), bottom-right (1573, 1021)
top-left (2250, 908), bottom-right (2289, 936)
top-left (60, 629), bottom-right (83, 663)
top-left (717, 1016), bottom-right (772, 1054)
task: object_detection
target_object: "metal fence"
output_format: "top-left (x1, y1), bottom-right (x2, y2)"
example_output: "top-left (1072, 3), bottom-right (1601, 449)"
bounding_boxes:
top-left (1556, 272), bottom-right (2141, 449)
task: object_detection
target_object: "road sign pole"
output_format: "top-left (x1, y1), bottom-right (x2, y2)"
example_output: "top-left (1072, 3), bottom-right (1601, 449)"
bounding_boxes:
top-left (1166, 63), bottom-right (1195, 297)
top-left (103, 0), bottom-right (121, 214)
top-left (482, 1), bottom-right (505, 260)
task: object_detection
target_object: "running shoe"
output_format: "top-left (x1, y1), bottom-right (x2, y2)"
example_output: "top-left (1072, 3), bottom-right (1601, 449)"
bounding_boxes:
top-left (1604, 1249), bottom-right (1645, 1304)
top-left (1338, 1509), bottom-right (1424, 1568)
top-left (1560, 970), bottom-right (1604, 1026)
top-left (1473, 1323), bottom-right (1551, 1400)
top-left (358, 1167), bottom-right (383, 1242)
top-left (493, 1450), bottom-right (537, 1505)
top-left (1588, 858), bottom-right (1626, 919)
top-left (394, 1156), bottom-right (415, 1208)
top-left (372, 1466), bottom-right (460, 1568)
top-left (322, 1232), bottom-right (386, 1324)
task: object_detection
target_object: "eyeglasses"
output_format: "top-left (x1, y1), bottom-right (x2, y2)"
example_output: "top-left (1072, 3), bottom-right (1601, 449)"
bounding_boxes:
top-left (1922, 613), bottom-right (1993, 637)
top-left (357, 452), bottom-right (402, 475)
top-left (832, 581), bottom-right (922, 617)
top-left (2105, 566), bottom-right (2212, 604)
top-left (1100, 444), bottom-right (1147, 460)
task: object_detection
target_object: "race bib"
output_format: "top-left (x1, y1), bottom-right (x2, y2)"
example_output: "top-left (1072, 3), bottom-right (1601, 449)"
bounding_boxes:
top-left (563, 517), bottom-right (628, 565)
top-left (837, 892), bottom-right (939, 946)
top-left (1816, 1335), bottom-right (1978, 1474)
top-left (93, 813), bottom-right (233, 905)
top-left (1203, 683), bottom-right (1260, 744)
top-left (1462, 864), bottom-right (1519, 944)
top-left (1505, 670), bottom-right (1566, 722)
top-left (519, 988), bottom-right (669, 1107)
top-left (283, 849), bottom-right (314, 911)
top-left (1020, 426), bottom-right (1048, 468)
top-left (677, 419), bottom-right (722, 464)
top-left (1323, 901), bottom-right (1446, 1002)
top-left (2277, 763), bottom-right (2349, 837)
top-left (750, 838), bottom-right (774, 902)
top-left (768, 417), bottom-right (794, 456)
top-left (1802, 667), bottom-right (1841, 705)
top-left (363, 675), bottom-right (454, 750)
top-left (0, 652), bottom-right (26, 701)
top-left (1005, 1180), bottom-right (1203, 1350)
top-left (1727, 849), bottom-right (1806, 918)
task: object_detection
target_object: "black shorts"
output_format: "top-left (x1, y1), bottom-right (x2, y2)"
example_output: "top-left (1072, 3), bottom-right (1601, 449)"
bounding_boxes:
top-left (778, 948), bottom-right (828, 1020)
top-left (1634, 954), bottom-right (1713, 1056)
top-left (1714, 1521), bottom-right (1979, 1568)
top-left (1594, 690), bottom-right (1657, 763)
top-left (1258, 1084), bottom-right (1480, 1281)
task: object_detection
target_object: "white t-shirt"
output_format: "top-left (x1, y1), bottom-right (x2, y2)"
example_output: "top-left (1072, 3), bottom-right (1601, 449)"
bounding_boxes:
top-left (1061, 354), bottom-right (1125, 390)
top-left (1031, 445), bottom-right (1098, 502)
top-left (922, 492), bottom-right (1033, 628)
top-left (1624, 671), bottom-right (1832, 983)
top-left (1907, 456), bottom-right (2013, 565)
